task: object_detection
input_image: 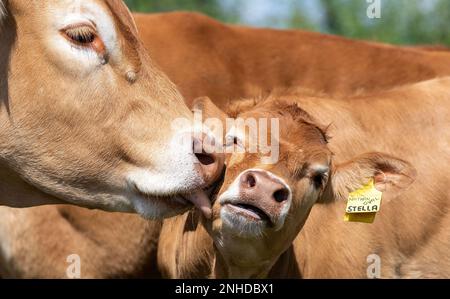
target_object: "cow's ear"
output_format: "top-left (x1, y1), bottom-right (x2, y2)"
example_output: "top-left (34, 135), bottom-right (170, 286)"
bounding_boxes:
top-left (326, 152), bottom-right (417, 203)
top-left (192, 96), bottom-right (229, 124)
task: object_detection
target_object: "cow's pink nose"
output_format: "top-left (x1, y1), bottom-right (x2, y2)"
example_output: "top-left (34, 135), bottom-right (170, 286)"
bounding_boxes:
top-left (240, 171), bottom-right (290, 204)
top-left (193, 134), bottom-right (225, 186)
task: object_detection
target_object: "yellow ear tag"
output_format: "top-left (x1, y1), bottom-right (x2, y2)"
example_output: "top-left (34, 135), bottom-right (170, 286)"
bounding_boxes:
top-left (344, 178), bottom-right (382, 224)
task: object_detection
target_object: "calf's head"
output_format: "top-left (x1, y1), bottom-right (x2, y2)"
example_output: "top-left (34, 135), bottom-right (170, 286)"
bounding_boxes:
top-left (0, 0), bottom-right (223, 219)
top-left (196, 97), bottom-right (416, 278)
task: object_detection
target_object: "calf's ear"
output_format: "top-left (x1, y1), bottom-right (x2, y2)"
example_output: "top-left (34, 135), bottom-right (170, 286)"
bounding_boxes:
top-left (327, 152), bottom-right (417, 203)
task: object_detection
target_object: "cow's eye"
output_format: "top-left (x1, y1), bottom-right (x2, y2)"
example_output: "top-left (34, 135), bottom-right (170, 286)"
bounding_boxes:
top-left (62, 24), bottom-right (98, 47)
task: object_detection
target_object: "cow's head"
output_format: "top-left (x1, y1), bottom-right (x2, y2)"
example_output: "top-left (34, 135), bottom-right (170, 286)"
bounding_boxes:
top-left (195, 96), bottom-right (416, 278)
top-left (0, 0), bottom-right (223, 219)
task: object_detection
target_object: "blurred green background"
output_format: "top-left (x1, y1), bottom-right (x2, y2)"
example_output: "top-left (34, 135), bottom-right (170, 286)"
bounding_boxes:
top-left (124, 0), bottom-right (450, 46)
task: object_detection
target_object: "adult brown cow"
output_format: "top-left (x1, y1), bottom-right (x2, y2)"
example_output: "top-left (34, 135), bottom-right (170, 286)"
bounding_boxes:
top-left (3, 11), bottom-right (450, 278)
top-left (158, 77), bottom-right (450, 278)
top-left (0, 2), bottom-right (223, 218)
top-left (134, 12), bottom-right (450, 109)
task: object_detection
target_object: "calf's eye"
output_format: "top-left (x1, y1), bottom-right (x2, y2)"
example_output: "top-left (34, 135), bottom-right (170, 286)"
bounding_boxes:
top-left (293, 163), bottom-right (329, 188)
top-left (309, 165), bottom-right (329, 189)
top-left (312, 174), bottom-right (324, 188)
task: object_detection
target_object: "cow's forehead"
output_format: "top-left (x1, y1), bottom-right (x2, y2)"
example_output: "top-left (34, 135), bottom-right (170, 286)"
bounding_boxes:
top-left (13, 0), bottom-right (137, 34)
top-left (21, 0), bottom-right (143, 76)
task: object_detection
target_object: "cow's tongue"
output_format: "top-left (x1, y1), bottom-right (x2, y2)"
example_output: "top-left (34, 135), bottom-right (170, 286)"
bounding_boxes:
top-left (184, 190), bottom-right (212, 219)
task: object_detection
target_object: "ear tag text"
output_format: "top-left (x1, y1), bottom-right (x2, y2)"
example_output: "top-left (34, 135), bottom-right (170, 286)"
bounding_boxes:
top-left (344, 179), bottom-right (382, 224)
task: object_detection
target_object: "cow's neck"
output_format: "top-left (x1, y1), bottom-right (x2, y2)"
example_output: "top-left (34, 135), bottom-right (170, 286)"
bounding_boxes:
top-left (211, 244), bottom-right (301, 279)
top-left (267, 246), bottom-right (303, 278)
top-left (0, 162), bottom-right (62, 207)
top-left (0, 15), bottom-right (60, 208)
top-left (211, 248), bottom-right (273, 279)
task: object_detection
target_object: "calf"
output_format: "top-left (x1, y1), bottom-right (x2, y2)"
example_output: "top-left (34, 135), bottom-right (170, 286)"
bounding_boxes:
top-left (159, 77), bottom-right (450, 278)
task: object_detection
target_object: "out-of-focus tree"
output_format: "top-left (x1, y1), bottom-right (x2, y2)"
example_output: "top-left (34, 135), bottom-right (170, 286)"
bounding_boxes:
top-left (432, 0), bottom-right (450, 45)
top-left (288, 0), bottom-right (450, 45)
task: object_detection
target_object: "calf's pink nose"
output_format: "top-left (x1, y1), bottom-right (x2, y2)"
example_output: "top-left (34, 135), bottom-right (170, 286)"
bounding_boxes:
top-left (240, 171), bottom-right (290, 204)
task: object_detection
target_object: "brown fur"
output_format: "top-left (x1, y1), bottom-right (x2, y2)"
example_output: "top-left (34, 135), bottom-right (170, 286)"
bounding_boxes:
top-left (0, 206), bottom-right (162, 278)
top-left (4, 11), bottom-right (450, 278)
top-left (0, 2), bottom-right (209, 278)
top-left (135, 12), bottom-right (450, 109)
top-left (158, 77), bottom-right (450, 278)
top-left (0, 1), bottom-right (207, 212)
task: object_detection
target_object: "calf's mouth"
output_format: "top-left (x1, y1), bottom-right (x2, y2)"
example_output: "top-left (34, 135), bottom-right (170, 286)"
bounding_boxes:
top-left (224, 201), bottom-right (273, 226)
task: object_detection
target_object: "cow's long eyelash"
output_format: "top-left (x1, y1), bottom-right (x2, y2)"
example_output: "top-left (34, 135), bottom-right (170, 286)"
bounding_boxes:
top-left (62, 25), bottom-right (97, 46)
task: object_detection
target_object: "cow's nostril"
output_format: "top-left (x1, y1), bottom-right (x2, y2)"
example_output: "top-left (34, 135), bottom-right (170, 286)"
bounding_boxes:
top-left (195, 153), bottom-right (215, 166)
top-left (273, 188), bottom-right (289, 203)
top-left (245, 174), bottom-right (257, 188)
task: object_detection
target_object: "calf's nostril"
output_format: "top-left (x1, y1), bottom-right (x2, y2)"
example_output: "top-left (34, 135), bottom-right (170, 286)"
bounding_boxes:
top-left (273, 188), bottom-right (289, 203)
